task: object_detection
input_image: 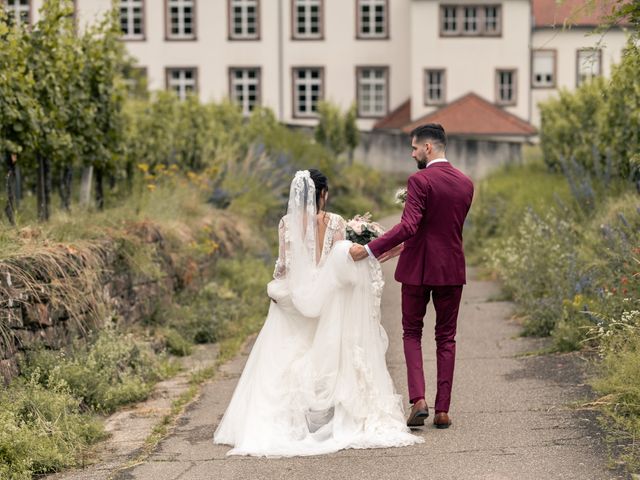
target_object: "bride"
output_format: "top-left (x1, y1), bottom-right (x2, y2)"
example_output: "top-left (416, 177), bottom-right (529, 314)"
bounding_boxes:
top-left (213, 169), bottom-right (422, 456)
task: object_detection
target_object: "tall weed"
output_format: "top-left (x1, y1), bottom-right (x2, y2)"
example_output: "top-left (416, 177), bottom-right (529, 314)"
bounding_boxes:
top-left (0, 372), bottom-right (105, 479)
top-left (22, 328), bottom-right (176, 413)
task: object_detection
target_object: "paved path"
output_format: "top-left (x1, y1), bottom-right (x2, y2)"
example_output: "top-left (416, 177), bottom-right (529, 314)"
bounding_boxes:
top-left (114, 217), bottom-right (625, 480)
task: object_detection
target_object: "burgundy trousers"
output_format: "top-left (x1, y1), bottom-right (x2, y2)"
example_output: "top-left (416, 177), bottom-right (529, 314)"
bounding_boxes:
top-left (401, 283), bottom-right (463, 413)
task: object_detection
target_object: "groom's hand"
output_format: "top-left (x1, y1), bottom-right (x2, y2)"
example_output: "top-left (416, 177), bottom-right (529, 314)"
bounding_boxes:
top-left (349, 244), bottom-right (368, 261)
top-left (378, 243), bottom-right (404, 263)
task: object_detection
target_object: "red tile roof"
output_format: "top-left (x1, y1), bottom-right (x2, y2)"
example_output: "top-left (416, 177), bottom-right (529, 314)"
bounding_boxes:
top-left (533, 0), bottom-right (626, 28)
top-left (402, 93), bottom-right (537, 137)
top-left (373, 98), bottom-right (411, 130)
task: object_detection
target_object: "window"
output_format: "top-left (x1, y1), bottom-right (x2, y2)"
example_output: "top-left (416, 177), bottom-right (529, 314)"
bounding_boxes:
top-left (167, 0), bottom-right (196, 40)
top-left (496, 69), bottom-right (516, 105)
top-left (357, 0), bottom-right (387, 39)
top-left (532, 50), bottom-right (556, 88)
top-left (463, 6), bottom-right (478, 33)
top-left (577, 49), bottom-right (601, 86)
top-left (357, 67), bottom-right (388, 117)
top-left (120, 0), bottom-right (144, 40)
top-left (230, 68), bottom-right (261, 115)
top-left (3, 0), bottom-right (30, 27)
top-left (424, 69), bottom-right (446, 105)
top-left (292, 0), bottom-right (322, 39)
top-left (440, 5), bottom-right (501, 36)
top-left (166, 68), bottom-right (197, 100)
top-left (484, 6), bottom-right (500, 34)
top-left (229, 0), bottom-right (259, 40)
top-left (442, 5), bottom-right (457, 33)
top-left (292, 68), bottom-right (323, 118)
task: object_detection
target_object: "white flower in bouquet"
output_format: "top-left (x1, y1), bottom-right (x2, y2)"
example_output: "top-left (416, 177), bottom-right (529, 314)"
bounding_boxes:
top-left (346, 213), bottom-right (385, 245)
top-left (395, 188), bottom-right (408, 205)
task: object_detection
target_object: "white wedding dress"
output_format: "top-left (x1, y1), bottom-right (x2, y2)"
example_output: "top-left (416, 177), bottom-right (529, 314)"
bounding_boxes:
top-left (213, 171), bottom-right (422, 457)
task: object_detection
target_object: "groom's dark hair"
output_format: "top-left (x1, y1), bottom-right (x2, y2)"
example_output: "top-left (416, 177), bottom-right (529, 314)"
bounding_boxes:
top-left (410, 123), bottom-right (447, 152)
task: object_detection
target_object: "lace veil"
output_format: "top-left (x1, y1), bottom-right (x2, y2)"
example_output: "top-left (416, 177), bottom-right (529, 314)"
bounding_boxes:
top-left (284, 170), bottom-right (318, 292)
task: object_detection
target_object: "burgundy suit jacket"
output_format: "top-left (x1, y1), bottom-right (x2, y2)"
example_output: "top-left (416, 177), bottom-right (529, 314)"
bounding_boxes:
top-left (368, 162), bottom-right (474, 286)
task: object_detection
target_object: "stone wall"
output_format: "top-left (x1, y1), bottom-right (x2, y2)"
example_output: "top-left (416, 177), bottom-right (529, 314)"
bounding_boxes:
top-left (0, 223), bottom-right (211, 384)
top-left (353, 129), bottom-right (525, 180)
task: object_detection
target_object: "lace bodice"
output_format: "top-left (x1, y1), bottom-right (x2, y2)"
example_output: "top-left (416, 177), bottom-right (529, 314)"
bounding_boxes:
top-left (273, 212), bottom-right (347, 280)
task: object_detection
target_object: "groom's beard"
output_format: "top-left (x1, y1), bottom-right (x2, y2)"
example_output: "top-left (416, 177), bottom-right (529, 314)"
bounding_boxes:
top-left (416, 159), bottom-right (427, 170)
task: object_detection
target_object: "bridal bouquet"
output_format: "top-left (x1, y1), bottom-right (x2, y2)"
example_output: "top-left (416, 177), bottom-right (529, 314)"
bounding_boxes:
top-left (395, 187), bottom-right (408, 205)
top-left (346, 213), bottom-right (385, 245)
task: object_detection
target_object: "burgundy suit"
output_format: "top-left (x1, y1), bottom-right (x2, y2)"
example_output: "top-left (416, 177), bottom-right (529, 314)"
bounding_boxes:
top-left (368, 161), bottom-right (473, 413)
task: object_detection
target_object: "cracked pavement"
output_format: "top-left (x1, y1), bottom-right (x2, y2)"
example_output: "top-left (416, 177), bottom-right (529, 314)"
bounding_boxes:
top-left (108, 215), bottom-right (627, 480)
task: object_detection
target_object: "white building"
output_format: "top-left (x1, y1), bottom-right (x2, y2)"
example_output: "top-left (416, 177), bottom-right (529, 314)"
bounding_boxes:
top-left (3, 0), bottom-right (630, 137)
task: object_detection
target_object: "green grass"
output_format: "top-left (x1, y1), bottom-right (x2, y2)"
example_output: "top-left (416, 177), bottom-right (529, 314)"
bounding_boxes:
top-left (0, 371), bottom-right (107, 479)
top-left (465, 148), bottom-right (572, 260)
top-left (22, 328), bottom-right (179, 413)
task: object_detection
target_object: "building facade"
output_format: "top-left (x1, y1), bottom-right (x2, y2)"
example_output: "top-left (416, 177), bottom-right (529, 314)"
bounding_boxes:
top-left (3, 0), bottom-right (630, 134)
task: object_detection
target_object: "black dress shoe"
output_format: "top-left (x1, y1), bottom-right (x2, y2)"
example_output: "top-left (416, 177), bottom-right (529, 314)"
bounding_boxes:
top-left (406, 401), bottom-right (429, 427)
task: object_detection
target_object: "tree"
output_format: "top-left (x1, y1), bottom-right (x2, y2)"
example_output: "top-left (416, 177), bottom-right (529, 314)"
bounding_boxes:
top-left (314, 101), bottom-right (360, 162)
top-left (174, 95), bottom-right (215, 171)
top-left (0, 12), bottom-right (39, 224)
top-left (600, 39), bottom-right (640, 181)
top-left (344, 103), bottom-right (360, 164)
top-left (78, 8), bottom-right (127, 210)
top-left (25, 0), bottom-right (78, 221)
top-left (600, 0), bottom-right (639, 39)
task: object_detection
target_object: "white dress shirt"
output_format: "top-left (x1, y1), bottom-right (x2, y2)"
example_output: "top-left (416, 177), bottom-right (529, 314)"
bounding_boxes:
top-left (364, 158), bottom-right (448, 258)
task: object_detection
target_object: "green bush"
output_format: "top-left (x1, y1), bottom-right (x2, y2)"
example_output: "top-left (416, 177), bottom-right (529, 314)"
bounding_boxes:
top-left (488, 208), bottom-right (583, 337)
top-left (0, 372), bottom-right (105, 479)
top-left (589, 310), bottom-right (640, 472)
top-left (600, 41), bottom-right (640, 180)
top-left (464, 154), bottom-right (571, 258)
top-left (539, 77), bottom-right (606, 172)
top-left (23, 328), bottom-right (175, 413)
top-left (539, 40), bottom-right (640, 181)
top-left (160, 328), bottom-right (193, 356)
top-left (153, 256), bottom-right (273, 348)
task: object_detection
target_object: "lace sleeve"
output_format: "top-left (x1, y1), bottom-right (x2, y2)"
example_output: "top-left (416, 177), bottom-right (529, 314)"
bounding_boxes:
top-left (273, 217), bottom-right (287, 279)
top-left (331, 214), bottom-right (347, 242)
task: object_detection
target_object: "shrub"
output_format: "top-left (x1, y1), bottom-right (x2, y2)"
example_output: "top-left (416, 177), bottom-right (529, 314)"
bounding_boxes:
top-left (489, 208), bottom-right (583, 336)
top-left (539, 40), bottom-right (640, 182)
top-left (600, 40), bottom-right (640, 181)
top-left (160, 328), bottom-right (193, 357)
top-left (22, 328), bottom-right (175, 413)
top-left (589, 310), bottom-right (640, 472)
top-left (0, 372), bottom-right (105, 479)
top-left (464, 155), bottom-right (571, 258)
top-left (153, 256), bottom-right (273, 348)
top-left (539, 77), bottom-right (606, 172)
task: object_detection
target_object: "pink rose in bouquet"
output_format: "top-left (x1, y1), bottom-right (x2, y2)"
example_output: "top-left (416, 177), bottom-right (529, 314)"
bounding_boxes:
top-left (346, 213), bottom-right (385, 245)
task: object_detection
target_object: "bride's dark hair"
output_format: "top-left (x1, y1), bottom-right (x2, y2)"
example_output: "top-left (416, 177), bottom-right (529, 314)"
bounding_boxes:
top-left (308, 169), bottom-right (328, 212)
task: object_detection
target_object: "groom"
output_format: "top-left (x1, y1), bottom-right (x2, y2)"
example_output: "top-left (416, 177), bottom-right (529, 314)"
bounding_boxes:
top-left (350, 123), bottom-right (474, 429)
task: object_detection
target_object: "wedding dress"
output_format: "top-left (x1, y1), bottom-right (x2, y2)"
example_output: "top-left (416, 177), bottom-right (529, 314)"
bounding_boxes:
top-left (213, 171), bottom-right (422, 456)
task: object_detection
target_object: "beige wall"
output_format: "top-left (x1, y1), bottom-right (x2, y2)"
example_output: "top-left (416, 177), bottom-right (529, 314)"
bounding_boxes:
top-left (410, 0), bottom-right (532, 123)
top-left (62, 0), bottom-right (411, 132)
top-left (281, 0), bottom-right (411, 129)
top-left (24, 1), bottom-right (628, 133)
top-left (531, 27), bottom-right (629, 126)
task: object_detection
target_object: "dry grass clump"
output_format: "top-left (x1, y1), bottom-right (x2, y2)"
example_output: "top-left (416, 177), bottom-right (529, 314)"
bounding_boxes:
top-left (0, 237), bottom-right (110, 357)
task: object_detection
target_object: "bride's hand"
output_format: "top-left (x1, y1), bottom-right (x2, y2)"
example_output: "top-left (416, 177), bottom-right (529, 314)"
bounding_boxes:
top-left (349, 244), bottom-right (368, 261)
top-left (378, 243), bottom-right (404, 263)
